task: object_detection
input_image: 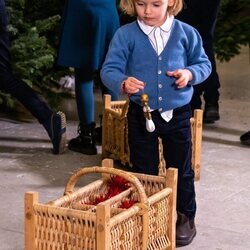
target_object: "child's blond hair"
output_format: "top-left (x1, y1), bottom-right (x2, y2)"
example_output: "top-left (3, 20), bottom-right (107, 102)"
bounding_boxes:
top-left (120, 0), bottom-right (183, 17)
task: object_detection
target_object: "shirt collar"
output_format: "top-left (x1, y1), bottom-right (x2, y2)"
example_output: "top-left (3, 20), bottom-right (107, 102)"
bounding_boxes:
top-left (137, 14), bottom-right (174, 35)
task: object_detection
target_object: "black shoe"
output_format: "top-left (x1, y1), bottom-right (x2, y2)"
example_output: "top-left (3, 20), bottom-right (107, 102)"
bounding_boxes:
top-left (68, 122), bottom-right (97, 155)
top-left (203, 105), bottom-right (220, 124)
top-left (176, 212), bottom-right (196, 247)
top-left (68, 136), bottom-right (97, 155)
top-left (240, 131), bottom-right (250, 146)
top-left (95, 126), bottom-right (102, 144)
top-left (43, 111), bottom-right (67, 154)
top-left (95, 114), bottom-right (103, 144)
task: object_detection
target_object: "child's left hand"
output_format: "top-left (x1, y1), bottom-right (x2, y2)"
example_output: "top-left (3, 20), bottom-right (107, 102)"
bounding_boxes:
top-left (166, 69), bottom-right (193, 88)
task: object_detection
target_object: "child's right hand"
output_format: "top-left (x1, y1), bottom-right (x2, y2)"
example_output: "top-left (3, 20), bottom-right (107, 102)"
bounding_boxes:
top-left (122, 77), bottom-right (145, 94)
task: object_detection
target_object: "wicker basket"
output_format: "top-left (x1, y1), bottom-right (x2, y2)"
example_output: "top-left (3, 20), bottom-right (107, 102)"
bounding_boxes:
top-left (102, 95), bottom-right (203, 181)
top-left (25, 159), bottom-right (177, 250)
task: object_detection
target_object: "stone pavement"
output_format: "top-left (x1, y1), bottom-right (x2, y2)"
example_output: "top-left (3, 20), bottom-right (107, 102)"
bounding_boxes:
top-left (0, 47), bottom-right (250, 249)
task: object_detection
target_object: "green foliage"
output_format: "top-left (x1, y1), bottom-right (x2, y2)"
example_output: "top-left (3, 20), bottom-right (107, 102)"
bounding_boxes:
top-left (1, 0), bottom-right (68, 110)
top-left (6, 0), bottom-right (64, 85)
top-left (0, 92), bottom-right (15, 109)
top-left (214, 0), bottom-right (250, 62)
top-left (10, 27), bottom-right (55, 85)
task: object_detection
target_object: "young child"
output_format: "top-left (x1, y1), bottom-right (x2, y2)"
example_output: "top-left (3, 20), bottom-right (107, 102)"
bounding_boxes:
top-left (101, 0), bottom-right (211, 247)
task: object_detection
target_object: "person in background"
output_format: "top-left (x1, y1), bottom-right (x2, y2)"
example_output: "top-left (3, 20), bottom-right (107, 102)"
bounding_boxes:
top-left (176, 0), bottom-right (221, 123)
top-left (101, 0), bottom-right (211, 246)
top-left (0, 0), bottom-right (67, 154)
top-left (240, 131), bottom-right (250, 146)
top-left (57, 0), bottom-right (120, 155)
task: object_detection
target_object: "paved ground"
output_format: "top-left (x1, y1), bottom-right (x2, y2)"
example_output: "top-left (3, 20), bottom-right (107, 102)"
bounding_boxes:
top-left (0, 46), bottom-right (249, 249)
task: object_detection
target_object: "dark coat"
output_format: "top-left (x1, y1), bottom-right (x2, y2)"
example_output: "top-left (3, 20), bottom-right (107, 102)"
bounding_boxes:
top-left (57, 0), bottom-right (120, 71)
top-left (0, 0), bottom-right (8, 28)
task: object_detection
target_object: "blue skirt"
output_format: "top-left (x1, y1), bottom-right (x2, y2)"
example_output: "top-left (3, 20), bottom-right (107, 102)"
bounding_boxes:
top-left (57, 0), bottom-right (120, 71)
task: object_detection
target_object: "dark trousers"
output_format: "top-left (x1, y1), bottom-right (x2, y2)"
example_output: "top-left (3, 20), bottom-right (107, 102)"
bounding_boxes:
top-left (128, 101), bottom-right (196, 219)
top-left (177, 0), bottom-right (221, 109)
top-left (0, 1), bottom-right (52, 124)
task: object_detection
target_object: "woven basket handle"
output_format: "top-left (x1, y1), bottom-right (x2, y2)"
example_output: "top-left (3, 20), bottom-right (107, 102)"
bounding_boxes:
top-left (64, 166), bottom-right (148, 205)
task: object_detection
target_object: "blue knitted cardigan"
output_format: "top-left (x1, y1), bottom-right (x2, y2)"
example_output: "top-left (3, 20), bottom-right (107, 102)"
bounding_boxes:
top-left (101, 19), bottom-right (212, 112)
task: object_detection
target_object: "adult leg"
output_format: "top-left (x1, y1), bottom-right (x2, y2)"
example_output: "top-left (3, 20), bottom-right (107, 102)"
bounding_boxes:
top-left (0, 4), bottom-right (66, 154)
top-left (176, 0), bottom-right (204, 110)
top-left (0, 7), bottom-right (53, 123)
top-left (95, 70), bottom-right (118, 101)
top-left (177, 0), bottom-right (221, 122)
top-left (68, 68), bottom-right (97, 155)
top-left (94, 70), bottom-right (119, 143)
top-left (199, 0), bottom-right (221, 122)
top-left (75, 77), bottom-right (95, 126)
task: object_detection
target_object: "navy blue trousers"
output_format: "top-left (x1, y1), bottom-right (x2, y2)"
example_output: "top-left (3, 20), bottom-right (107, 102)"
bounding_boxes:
top-left (177, 0), bottom-right (221, 109)
top-left (0, 0), bottom-right (52, 123)
top-left (128, 101), bottom-right (196, 219)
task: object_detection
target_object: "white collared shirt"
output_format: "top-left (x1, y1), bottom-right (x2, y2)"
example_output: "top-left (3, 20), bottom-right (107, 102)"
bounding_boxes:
top-left (137, 15), bottom-right (174, 122)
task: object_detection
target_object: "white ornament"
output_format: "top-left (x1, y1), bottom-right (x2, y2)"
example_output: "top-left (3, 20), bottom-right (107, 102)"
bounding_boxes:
top-left (146, 118), bottom-right (155, 132)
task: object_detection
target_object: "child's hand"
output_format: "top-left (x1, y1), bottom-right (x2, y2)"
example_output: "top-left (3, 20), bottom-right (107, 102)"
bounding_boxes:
top-left (167, 69), bottom-right (193, 88)
top-left (122, 77), bottom-right (145, 94)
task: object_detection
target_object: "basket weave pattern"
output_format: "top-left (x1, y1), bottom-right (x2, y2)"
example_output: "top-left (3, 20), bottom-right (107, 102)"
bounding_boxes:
top-left (25, 159), bottom-right (177, 250)
top-left (102, 95), bottom-right (203, 181)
